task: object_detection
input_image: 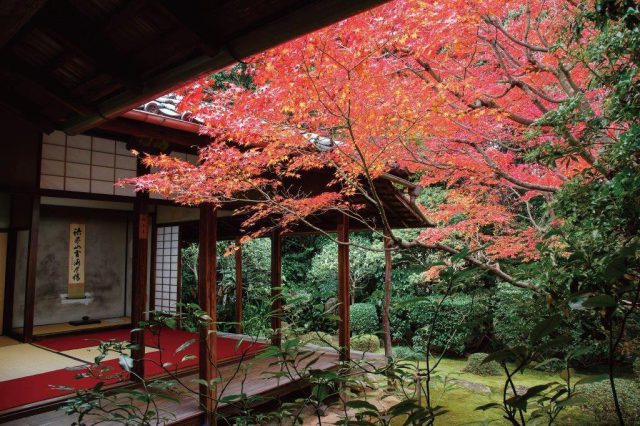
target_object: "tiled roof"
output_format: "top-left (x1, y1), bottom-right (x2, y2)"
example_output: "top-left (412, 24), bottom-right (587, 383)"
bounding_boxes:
top-left (134, 94), bottom-right (339, 152)
top-left (136, 94), bottom-right (204, 125)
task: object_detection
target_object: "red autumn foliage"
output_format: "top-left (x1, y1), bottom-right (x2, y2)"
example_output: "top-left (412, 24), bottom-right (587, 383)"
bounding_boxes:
top-left (127, 0), bottom-right (611, 286)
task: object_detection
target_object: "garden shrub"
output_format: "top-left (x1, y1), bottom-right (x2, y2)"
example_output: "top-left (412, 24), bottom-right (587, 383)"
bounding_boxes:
top-left (580, 379), bottom-right (640, 425)
top-left (462, 353), bottom-right (501, 376)
top-left (393, 346), bottom-right (425, 361)
top-left (396, 294), bottom-right (488, 356)
top-left (351, 334), bottom-right (381, 353)
top-left (350, 303), bottom-right (379, 335)
top-left (299, 331), bottom-right (334, 347)
top-left (492, 284), bottom-right (606, 365)
top-left (532, 358), bottom-right (566, 373)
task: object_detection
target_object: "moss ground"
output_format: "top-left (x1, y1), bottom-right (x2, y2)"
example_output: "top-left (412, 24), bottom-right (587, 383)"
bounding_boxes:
top-left (403, 357), bottom-right (596, 425)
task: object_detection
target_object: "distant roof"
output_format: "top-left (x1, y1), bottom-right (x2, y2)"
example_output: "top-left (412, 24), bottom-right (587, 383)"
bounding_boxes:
top-left (137, 94), bottom-right (204, 125)
top-left (132, 93), bottom-right (339, 152)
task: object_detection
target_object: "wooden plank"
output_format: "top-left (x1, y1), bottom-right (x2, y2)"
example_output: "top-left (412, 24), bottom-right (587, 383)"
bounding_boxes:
top-left (22, 196), bottom-right (40, 343)
top-left (131, 194), bottom-right (149, 378)
top-left (234, 237), bottom-right (243, 334)
top-left (270, 230), bottom-right (282, 347)
top-left (337, 213), bottom-right (350, 361)
top-left (198, 204), bottom-right (217, 423)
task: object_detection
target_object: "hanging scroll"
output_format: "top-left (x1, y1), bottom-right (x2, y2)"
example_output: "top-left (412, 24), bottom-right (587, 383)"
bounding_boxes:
top-left (68, 223), bottom-right (86, 299)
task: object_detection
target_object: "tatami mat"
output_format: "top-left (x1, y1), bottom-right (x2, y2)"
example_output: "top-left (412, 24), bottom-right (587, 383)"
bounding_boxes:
top-left (0, 335), bottom-right (20, 348)
top-left (62, 346), bottom-right (158, 364)
top-left (0, 344), bottom-right (85, 381)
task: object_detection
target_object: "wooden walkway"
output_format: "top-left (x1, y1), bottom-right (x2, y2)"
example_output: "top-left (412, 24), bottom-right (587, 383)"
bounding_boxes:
top-left (2, 346), bottom-right (383, 425)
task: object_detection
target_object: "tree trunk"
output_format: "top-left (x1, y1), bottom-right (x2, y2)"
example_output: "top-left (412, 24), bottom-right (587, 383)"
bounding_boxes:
top-left (382, 235), bottom-right (393, 357)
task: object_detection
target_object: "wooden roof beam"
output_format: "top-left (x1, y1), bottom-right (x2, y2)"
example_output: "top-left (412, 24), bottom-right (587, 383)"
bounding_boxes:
top-left (96, 117), bottom-right (209, 149)
top-left (63, 0), bottom-right (389, 135)
top-left (0, 57), bottom-right (93, 115)
top-left (36, 4), bottom-right (142, 92)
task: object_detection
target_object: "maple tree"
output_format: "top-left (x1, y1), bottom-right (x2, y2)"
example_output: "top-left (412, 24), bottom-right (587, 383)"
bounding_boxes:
top-left (128, 0), bottom-right (619, 293)
top-left (115, 1), bottom-right (640, 423)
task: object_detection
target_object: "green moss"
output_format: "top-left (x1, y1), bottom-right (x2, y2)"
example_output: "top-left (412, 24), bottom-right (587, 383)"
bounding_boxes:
top-left (398, 356), bottom-right (599, 425)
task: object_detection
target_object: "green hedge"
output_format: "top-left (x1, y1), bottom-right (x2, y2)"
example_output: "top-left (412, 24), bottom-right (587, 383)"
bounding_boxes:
top-left (580, 379), bottom-right (640, 425)
top-left (393, 346), bottom-right (425, 361)
top-left (391, 294), bottom-right (488, 356)
top-left (299, 331), bottom-right (334, 347)
top-left (493, 284), bottom-right (607, 365)
top-left (350, 303), bottom-right (379, 335)
top-left (351, 334), bottom-right (381, 353)
top-left (462, 353), bottom-right (501, 376)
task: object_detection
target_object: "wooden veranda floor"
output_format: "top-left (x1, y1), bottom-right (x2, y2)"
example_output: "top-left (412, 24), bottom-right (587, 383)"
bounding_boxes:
top-left (2, 346), bottom-right (383, 425)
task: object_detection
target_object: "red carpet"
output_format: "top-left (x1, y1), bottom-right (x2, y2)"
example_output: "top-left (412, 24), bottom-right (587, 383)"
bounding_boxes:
top-left (0, 329), bottom-right (265, 412)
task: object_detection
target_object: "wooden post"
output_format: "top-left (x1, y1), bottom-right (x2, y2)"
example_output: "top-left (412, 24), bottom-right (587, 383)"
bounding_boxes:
top-left (337, 213), bottom-right (350, 361)
top-left (131, 195), bottom-right (149, 378)
top-left (198, 204), bottom-right (217, 424)
top-left (22, 195), bottom-right (40, 343)
top-left (382, 230), bottom-right (393, 357)
top-left (2, 230), bottom-right (16, 336)
top-left (234, 237), bottom-right (243, 334)
top-left (270, 230), bottom-right (282, 347)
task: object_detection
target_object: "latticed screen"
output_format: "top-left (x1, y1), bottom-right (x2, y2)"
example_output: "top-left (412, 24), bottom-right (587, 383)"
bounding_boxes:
top-left (154, 226), bottom-right (180, 313)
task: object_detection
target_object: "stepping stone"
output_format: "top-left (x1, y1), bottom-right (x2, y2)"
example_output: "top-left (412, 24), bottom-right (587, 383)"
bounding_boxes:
top-left (450, 378), bottom-right (492, 395)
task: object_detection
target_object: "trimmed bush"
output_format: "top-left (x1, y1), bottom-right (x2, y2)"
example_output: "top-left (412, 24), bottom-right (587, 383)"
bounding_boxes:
top-left (393, 346), bottom-right (425, 361)
top-left (350, 303), bottom-right (379, 335)
top-left (462, 353), bottom-right (501, 376)
top-left (398, 294), bottom-right (488, 356)
top-left (299, 331), bottom-right (334, 347)
top-left (580, 379), bottom-right (640, 425)
top-left (351, 334), bottom-right (381, 353)
top-left (532, 358), bottom-right (566, 373)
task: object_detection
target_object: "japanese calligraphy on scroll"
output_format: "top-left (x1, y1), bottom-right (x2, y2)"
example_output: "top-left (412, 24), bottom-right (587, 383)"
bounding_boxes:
top-left (68, 223), bottom-right (85, 299)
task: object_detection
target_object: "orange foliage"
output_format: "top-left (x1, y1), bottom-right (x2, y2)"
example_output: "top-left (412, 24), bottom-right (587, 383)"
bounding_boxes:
top-left (128, 0), bottom-right (606, 264)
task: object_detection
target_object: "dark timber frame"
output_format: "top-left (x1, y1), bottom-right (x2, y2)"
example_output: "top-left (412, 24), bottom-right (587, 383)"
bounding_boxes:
top-left (198, 204), bottom-right (218, 424)
top-left (234, 237), bottom-right (243, 335)
top-left (131, 193), bottom-right (149, 378)
top-left (270, 230), bottom-right (283, 347)
top-left (337, 213), bottom-right (351, 361)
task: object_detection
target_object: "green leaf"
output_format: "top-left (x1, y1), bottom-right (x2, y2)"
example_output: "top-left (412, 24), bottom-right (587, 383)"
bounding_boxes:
top-left (582, 295), bottom-right (617, 308)
top-left (345, 400), bottom-right (379, 411)
top-left (529, 314), bottom-right (562, 343)
top-left (475, 402), bottom-right (502, 411)
top-left (175, 339), bottom-right (195, 354)
top-left (481, 349), bottom-right (512, 364)
top-left (118, 355), bottom-right (133, 372)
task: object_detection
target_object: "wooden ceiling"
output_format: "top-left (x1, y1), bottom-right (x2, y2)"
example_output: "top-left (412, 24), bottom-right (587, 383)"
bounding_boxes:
top-left (0, 0), bottom-right (387, 135)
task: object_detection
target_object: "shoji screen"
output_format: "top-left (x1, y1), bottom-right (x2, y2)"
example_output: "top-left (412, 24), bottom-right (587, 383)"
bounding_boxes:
top-left (154, 225), bottom-right (180, 313)
top-left (40, 131), bottom-right (137, 197)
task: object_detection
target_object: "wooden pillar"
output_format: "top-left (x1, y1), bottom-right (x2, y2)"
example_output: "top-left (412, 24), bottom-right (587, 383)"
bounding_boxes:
top-left (337, 213), bottom-right (350, 361)
top-left (131, 195), bottom-right (149, 378)
top-left (382, 230), bottom-right (393, 358)
top-left (2, 230), bottom-right (16, 336)
top-left (198, 204), bottom-right (217, 423)
top-left (22, 195), bottom-right (40, 343)
top-left (270, 230), bottom-right (282, 347)
top-left (234, 237), bottom-right (243, 334)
